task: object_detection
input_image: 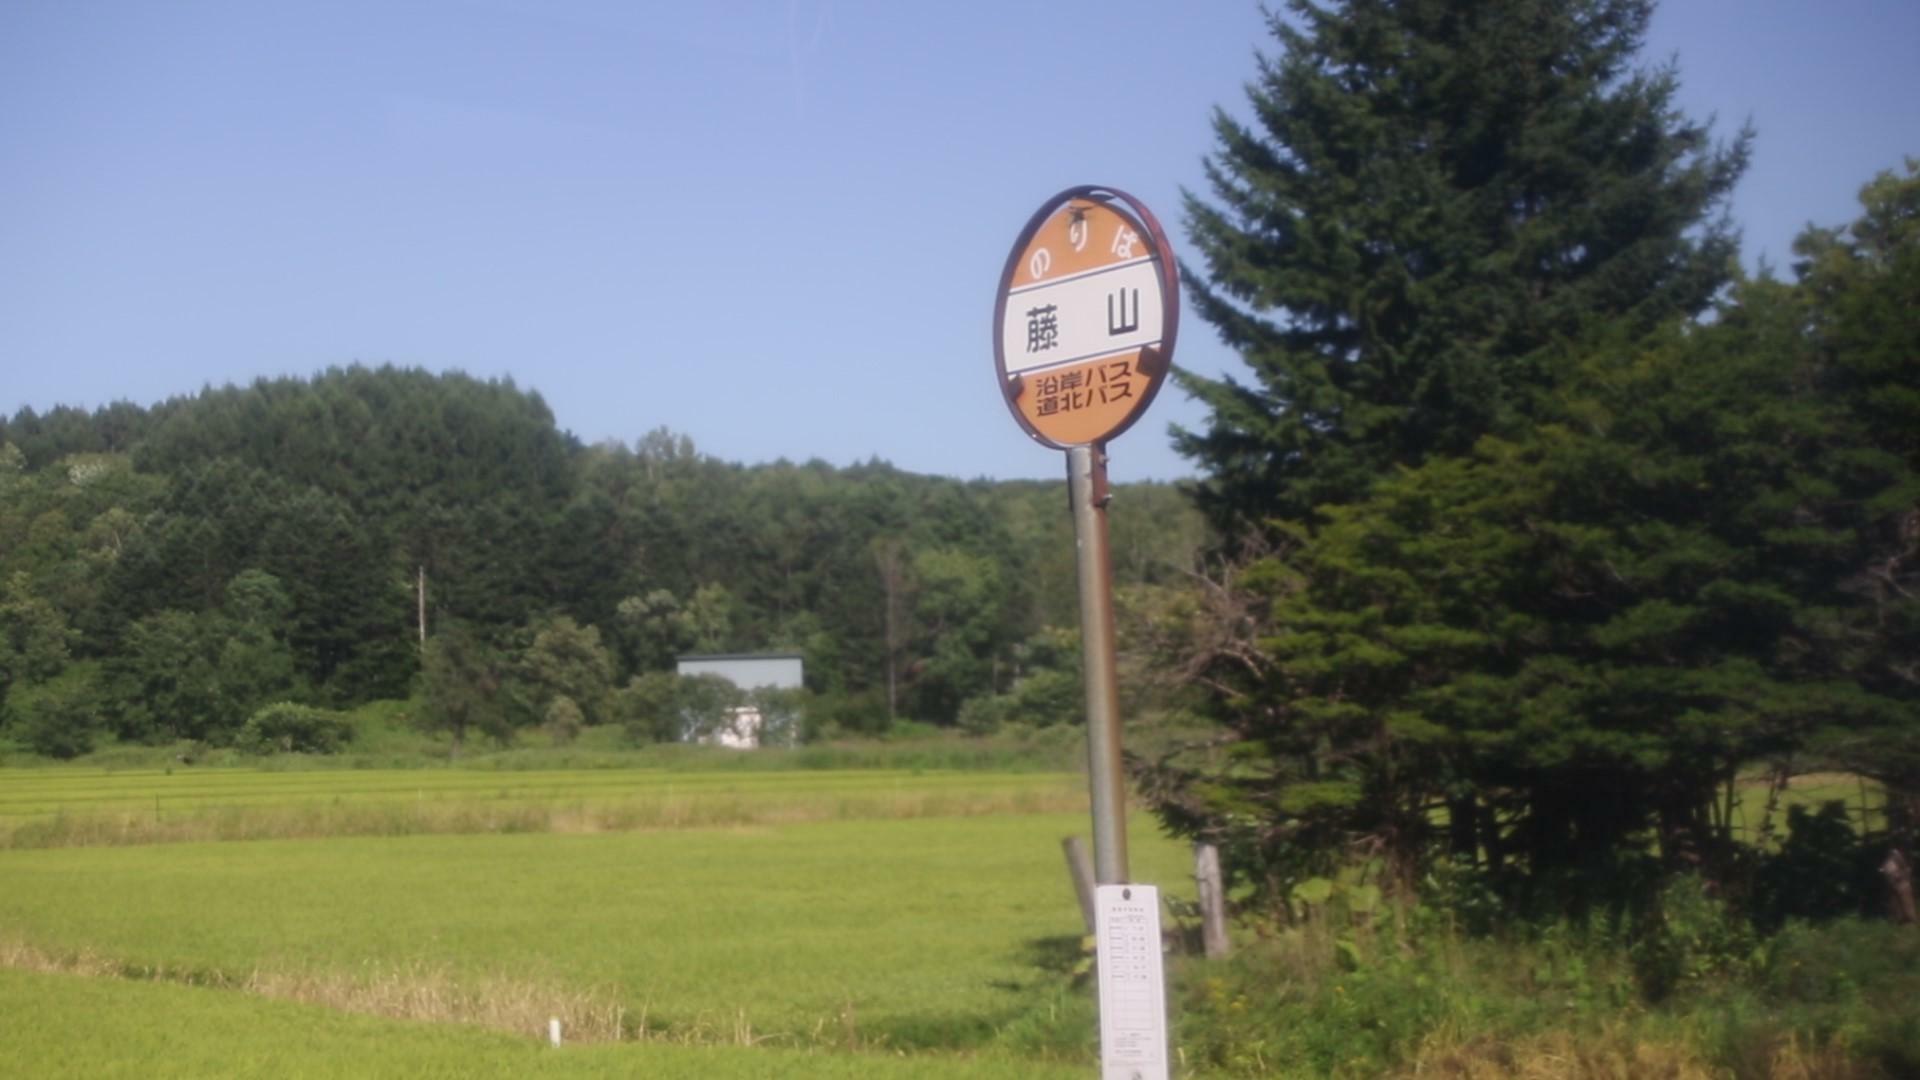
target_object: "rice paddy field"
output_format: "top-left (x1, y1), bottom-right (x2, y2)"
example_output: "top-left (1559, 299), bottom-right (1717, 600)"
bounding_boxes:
top-left (0, 764), bottom-right (1091, 847)
top-left (0, 760), bottom-right (1191, 1077)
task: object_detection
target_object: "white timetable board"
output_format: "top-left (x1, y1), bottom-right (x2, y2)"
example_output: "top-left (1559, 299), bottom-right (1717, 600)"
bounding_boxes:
top-left (1095, 883), bottom-right (1169, 1080)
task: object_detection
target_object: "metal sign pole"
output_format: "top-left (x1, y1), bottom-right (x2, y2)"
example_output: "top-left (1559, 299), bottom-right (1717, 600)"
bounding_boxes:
top-left (996, 186), bottom-right (1177, 1080)
top-left (1069, 442), bottom-right (1129, 886)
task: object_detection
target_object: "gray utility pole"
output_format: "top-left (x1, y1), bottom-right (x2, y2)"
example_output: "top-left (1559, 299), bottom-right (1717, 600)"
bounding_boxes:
top-left (1069, 443), bottom-right (1129, 885)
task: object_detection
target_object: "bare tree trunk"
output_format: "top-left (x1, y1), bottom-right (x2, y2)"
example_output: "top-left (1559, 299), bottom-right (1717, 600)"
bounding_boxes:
top-left (1482, 799), bottom-right (1506, 877)
top-left (1755, 763), bottom-right (1790, 849)
top-left (872, 539), bottom-right (909, 723)
top-left (1447, 795), bottom-right (1478, 862)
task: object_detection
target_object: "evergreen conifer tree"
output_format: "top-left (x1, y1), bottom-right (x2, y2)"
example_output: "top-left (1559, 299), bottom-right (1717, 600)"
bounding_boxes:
top-left (1147, 0), bottom-right (1764, 904)
top-left (1176, 0), bottom-right (1747, 527)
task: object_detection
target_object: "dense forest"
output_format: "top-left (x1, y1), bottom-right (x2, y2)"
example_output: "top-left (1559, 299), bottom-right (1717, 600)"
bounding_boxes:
top-left (0, 368), bottom-right (1208, 755)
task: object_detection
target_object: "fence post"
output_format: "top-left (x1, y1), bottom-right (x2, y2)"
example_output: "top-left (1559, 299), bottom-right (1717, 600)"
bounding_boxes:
top-left (1195, 842), bottom-right (1231, 959)
top-left (1062, 836), bottom-right (1097, 934)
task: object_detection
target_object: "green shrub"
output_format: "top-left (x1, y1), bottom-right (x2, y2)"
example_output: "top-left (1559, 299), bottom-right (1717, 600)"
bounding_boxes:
top-left (886, 719), bottom-right (941, 740)
top-left (235, 702), bottom-right (353, 755)
top-left (1008, 669), bottom-right (1080, 727)
top-left (1418, 854), bottom-right (1504, 936)
top-left (1632, 875), bottom-right (1759, 1001)
top-left (1762, 917), bottom-right (1920, 1010)
top-left (956, 694), bottom-right (1011, 736)
top-left (670, 673), bottom-right (746, 743)
top-left (1752, 800), bottom-right (1878, 929)
top-left (615, 672), bottom-right (680, 745)
top-left (18, 696), bottom-right (96, 759)
top-left (748, 685), bottom-right (806, 747)
top-left (1174, 916), bottom-right (1500, 1077)
top-left (1169, 878), bottom-right (1915, 1078)
top-left (1718, 918), bottom-right (1920, 1076)
top-left (804, 689), bottom-right (890, 738)
top-left (543, 695), bottom-right (584, 745)
top-left (9, 676), bottom-right (101, 760)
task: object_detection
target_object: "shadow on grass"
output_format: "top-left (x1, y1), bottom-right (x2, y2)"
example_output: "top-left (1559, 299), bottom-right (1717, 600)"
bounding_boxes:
top-left (840, 934), bottom-right (1099, 1056)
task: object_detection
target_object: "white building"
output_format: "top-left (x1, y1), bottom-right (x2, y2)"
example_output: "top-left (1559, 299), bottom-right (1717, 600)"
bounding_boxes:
top-left (674, 653), bottom-right (804, 749)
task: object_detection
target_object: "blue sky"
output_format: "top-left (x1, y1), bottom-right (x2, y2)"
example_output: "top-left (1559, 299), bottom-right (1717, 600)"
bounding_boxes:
top-left (4, 1), bottom-right (1915, 482)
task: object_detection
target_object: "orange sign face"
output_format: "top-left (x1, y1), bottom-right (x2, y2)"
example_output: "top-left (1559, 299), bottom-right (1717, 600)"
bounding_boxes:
top-left (994, 187), bottom-right (1178, 449)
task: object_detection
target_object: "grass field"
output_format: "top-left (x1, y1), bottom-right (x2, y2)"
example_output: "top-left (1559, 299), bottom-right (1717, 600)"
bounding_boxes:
top-left (1731, 771), bottom-right (1887, 843)
top-left (0, 764), bottom-right (1089, 848)
top-left (5, 757), bottom-right (1903, 1077)
top-left (0, 762), bottom-right (1193, 1075)
top-left (0, 968), bottom-right (1083, 1079)
top-left (0, 810), bottom-right (1191, 1044)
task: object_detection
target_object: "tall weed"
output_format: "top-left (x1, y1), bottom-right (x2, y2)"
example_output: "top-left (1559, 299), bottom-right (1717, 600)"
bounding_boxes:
top-left (1167, 893), bottom-right (1909, 1079)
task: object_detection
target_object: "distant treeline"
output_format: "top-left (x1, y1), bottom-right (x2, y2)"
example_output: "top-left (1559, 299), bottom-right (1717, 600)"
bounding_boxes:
top-left (0, 366), bottom-right (1208, 755)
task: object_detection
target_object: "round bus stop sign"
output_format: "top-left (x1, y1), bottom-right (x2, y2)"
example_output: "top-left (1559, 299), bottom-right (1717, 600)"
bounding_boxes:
top-left (993, 186), bottom-right (1179, 449)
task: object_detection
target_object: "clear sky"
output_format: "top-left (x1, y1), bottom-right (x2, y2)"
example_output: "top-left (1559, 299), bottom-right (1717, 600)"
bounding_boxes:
top-left (4, 1), bottom-right (1915, 483)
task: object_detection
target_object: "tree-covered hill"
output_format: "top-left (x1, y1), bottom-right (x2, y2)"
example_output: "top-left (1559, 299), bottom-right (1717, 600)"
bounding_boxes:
top-left (0, 366), bottom-right (1209, 754)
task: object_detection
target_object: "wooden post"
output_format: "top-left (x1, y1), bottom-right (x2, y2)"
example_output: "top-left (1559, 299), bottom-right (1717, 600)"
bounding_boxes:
top-left (1195, 842), bottom-right (1231, 958)
top-left (1062, 836), bottom-right (1097, 934)
top-left (1883, 849), bottom-right (1917, 925)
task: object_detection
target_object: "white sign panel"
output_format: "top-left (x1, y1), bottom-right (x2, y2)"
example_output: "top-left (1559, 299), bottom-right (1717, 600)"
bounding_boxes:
top-left (1000, 256), bottom-right (1166, 375)
top-left (1095, 884), bottom-right (1169, 1080)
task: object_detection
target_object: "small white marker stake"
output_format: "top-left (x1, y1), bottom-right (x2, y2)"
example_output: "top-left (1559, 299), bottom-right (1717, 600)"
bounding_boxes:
top-left (548, 1017), bottom-right (562, 1047)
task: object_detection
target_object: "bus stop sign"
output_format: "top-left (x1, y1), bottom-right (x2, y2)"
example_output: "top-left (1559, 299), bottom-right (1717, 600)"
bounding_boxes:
top-left (993, 186), bottom-right (1179, 449)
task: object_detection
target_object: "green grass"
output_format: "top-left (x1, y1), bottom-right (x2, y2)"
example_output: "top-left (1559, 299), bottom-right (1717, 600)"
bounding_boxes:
top-left (0, 761), bottom-right (1192, 1073)
top-left (0, 765), bottom-right (1090, 847)
top-left (4, 759), bottom-right (1910, 1078)
top-left (1166, 902), bottom-right (1920, 1079)
top-left (1728, 771), bottom-right (1886, 844)
top-left (0, 699), bottom-right (1092, 773)
top-left (0, 765), bottom-right (1075, 818)
top-left (0, 967), bottom-right (1083, 1079)
top-left (0, 810), bottom-right (1191, 1053)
